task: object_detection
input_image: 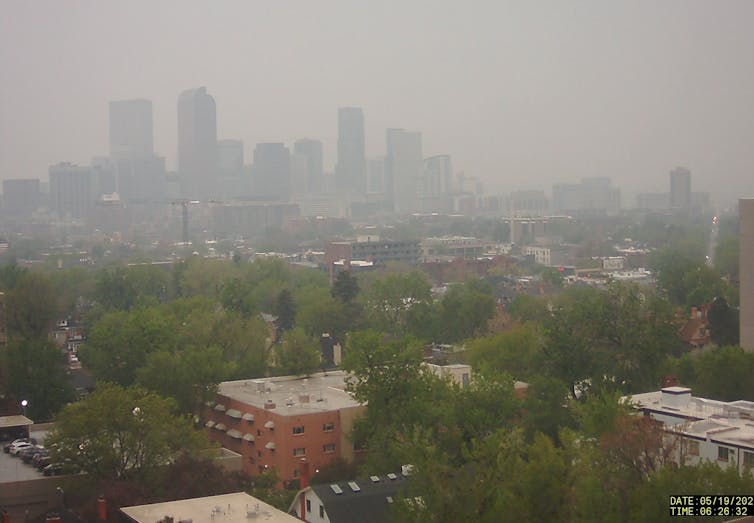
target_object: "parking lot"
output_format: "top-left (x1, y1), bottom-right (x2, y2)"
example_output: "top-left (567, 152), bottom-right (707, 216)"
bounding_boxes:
top-left (0, 430), bottom-right (49, 483)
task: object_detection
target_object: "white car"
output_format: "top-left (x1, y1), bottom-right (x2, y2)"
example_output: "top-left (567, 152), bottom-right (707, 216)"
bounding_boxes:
top-left (9, 441), bottom-right (33, 455)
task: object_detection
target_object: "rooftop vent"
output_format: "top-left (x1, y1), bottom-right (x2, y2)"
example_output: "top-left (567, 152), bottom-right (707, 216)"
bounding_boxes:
top-left (387, 473), bottom-right (398, 480)
top-left (330, 484), bottom-right (343, 495)
top-left (348, 481), bottom-right (361, 492)
top-left (369, 475), bottom-right (380, 483)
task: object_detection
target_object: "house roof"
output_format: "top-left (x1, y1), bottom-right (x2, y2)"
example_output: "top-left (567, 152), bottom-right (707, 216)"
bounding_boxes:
top-left (308, 475), bottom-right (410, 523)
top-left (27, 508), bottom-right (88, 523)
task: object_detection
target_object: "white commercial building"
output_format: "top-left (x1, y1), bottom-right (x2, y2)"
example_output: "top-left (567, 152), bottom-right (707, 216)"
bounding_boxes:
top-left (629, 387), bottom-right (754, 474)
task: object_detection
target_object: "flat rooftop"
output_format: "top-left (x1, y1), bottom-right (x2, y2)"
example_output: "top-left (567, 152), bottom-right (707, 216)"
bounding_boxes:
top-left (629, 389), bottom-right (754, 450)
top-left (216, 371), bottom-right (361, 416)
top-left (121, 492), bottom-right (300, 523)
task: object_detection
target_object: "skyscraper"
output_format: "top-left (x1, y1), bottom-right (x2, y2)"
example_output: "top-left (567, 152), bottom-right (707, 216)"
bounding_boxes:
top-left (670, 166), bottom-right (691, 209)
top-left (294, 138), bottom-right (324, 193)
top-left (336, 108), bottom-right (366, 195)
top-left (109, 99), bottom-right (153, 160)
top-left (251, 143), bottom-right (291, 201)
top-left (386, 128), bottom-right (423, 214)
top-left (741, 198), bottom-right (754, 351)
top-left (178, 87), bottom-right (218, 200)
top-left (49, 162), bottom-right (93, 220)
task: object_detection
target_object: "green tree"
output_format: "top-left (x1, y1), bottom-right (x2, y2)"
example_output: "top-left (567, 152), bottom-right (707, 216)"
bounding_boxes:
top-left (437, 279), bottom-right (496, 342)
top-left (361, 271), bottom-right (433, 338)
top-left (5, 271), bottom-right (59, 341)
top-left (46, 383), bottom-right (206, 483)
top-left (80, 306), bottom-right (179, 386)
top-left (272, 288), bottom-right (296, 334)
top-left (331, 270), bottom-right (359, 303)
top-left (7, 338), bottom-right (74, 421)
top-left (708, 297), bottom-right (740, 347)
top-left (275, 327), bottom-right (320, 376)
top-left (715, 235), bottom-right (739, 280)
top-left (467, 324), bottom-right (543, 381)
top-left (136, 346), bottom-right (232, 414)
top-left (675, 346), bottom-right (754, 401)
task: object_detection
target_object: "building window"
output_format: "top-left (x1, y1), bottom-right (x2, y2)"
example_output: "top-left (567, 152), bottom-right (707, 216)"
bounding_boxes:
top-left (292, 426), bottom-right (305, 435)
top-left (293, 447), bottom-right (306, 457)
top-left (249, 457), bottom-right (255, 464)
top-left (293, 468), bottom-right (300, 478)
top-left (744, 451), bottom-right (754, 469)
top-left (319, 505), bottom-right (324, 518)
top-left (323, 443), bottom-right (336, 454)
top-left (687, 440), bottom-right (700, 456)
top-left (257, 451), bottom-right (262, 458)
top-left (718, 446), bottom-right (730, 462)
top-left (323, 422), bottom-right (335, 432)
top-left (306, 499), bottom-right (311, 513)
top-left (257, 429), bottom-right (261, 436)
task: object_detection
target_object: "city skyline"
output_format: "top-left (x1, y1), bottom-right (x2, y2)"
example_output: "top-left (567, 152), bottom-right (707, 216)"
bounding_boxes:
top-left (3, 1), bottom-right (754, 206)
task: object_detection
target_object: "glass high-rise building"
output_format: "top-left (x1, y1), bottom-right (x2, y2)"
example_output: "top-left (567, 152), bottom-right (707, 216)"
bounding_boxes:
top-left (294, 138), bottom-right (324, 193)
top-left (336, 107), bottom-right (366, 195)
top-left (109, 99), bottom-right (153, 160)
top-left (178, 87), bottom-right (218, 200)
top-left (386, 128), bottom-right (423, 214)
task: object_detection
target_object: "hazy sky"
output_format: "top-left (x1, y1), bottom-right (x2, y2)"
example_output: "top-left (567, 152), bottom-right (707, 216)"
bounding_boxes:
top-left (2, 1), bottom-right (753, 206)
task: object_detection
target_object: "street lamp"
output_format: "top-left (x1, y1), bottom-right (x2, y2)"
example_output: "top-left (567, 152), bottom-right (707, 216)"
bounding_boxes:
top-left (21, 399), bottom-right (28, 417)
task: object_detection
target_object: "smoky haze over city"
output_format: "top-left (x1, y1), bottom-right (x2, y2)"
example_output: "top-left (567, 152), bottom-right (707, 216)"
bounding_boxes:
top-left (2, 0), bottom-right (754, 208)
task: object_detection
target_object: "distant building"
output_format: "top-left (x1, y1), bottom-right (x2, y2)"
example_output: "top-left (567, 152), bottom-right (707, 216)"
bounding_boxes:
top-left (325, 237), bottom-right (421, 267)
top-left (294, 138), bottom-right (324, 193)
top-left (336, 108), bottom-right (366, 195)
top-left (507, 190), bottom-right (549, 216)
top-left (178, 87), bottom-right (218, 200)
top-left (629, 387), bottom-right (754, 475)
top-left (552, 177), bottom-right (620, 214)
top-left (218, 139), bottom-right (244, 176)
top-left (251, 143), bottom-right (291, 201)
top-left (2, 179), bottom-right (41, 218)
top-left (109, 99), bottom-right (153, 160)
top-left (49, 163), bottom-right (93, 221)
top-left (670, 166), bottom-right (692, 209)
top-left (741, 198), bottom-right (754, 351)
top-left (202, 372), bottom-right (365, 484)
top-left (210, 202), bottom-right (299, 236)
top-left (636, 192), bottom-right (669, 211)
top-left (367, 157), bottom-right (386, 195)
top-left (386, 128), bottom-right (423, 214)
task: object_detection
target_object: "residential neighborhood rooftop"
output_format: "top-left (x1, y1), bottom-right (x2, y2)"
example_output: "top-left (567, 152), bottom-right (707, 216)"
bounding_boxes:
top-left (216, 370), bottom-right (361, 416)
top-left (121, 492), bottom-right (300, 523)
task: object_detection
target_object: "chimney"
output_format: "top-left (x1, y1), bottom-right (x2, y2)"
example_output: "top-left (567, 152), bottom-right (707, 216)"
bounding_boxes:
top-left (300, 458), bottom-right (310, 489)
top-left (97, 495), bottom-right (107, 522)
top-left (298, 459), bottom-right (311, 521)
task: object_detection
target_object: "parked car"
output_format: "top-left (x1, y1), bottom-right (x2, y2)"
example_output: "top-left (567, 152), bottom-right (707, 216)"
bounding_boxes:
top-left (36, 456), bottom-right (52, 470)
top-left (43, 463), bottom-right (63, 476)
top-left (9, 442), bottom-right (33, 456)
top-left (32, 450), bottom-right (50, 467)
top-left (3, 437), bottom-right (36, 453)
top-left (21, 446), bottom-right (45, 463)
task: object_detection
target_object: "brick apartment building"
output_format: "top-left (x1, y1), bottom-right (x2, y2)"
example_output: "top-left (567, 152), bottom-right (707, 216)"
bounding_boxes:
top-left (202, 371), bottom-right (364, 485)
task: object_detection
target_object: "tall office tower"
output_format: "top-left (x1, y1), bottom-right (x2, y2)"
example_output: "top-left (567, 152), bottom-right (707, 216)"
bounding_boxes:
top-left (335, 107), bottom-right (366, 194)
top-left (386, 128), bottom-right (423, 214)
top-left (552, 177), bottom-right (620, 213)
top-left (423, 155), bottom-right (453, 197)
top-left (2, 179), bottom-right (41, 218)
top-left (741, 198), bottom-right (754, 351)
top-left (670, 166), bottom-right (691, 209)
top-left (250, 143), bottom-right (291, 201)
top-left (49, 163), bottom-right (93, 220)
top-left (218, 140), bottom-right (244, 176)
top-left (367, 157), bottom-right (386, 194)
top-left (109, 99), bottom-right (154, 160)
top-left (293, 138), bottom-right (324, 193)
top-left (178, 87), bottom-right (218, 200)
